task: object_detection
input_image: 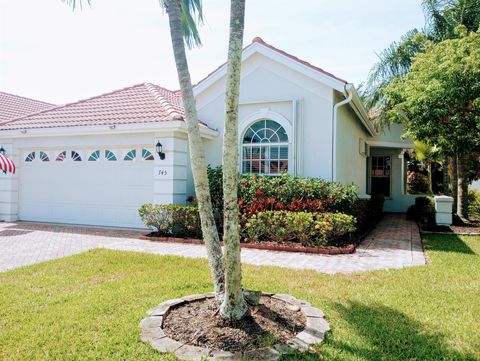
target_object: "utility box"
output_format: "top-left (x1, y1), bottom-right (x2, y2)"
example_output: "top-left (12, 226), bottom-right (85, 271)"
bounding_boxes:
top-left (434, 196), bottom-right (454, 226)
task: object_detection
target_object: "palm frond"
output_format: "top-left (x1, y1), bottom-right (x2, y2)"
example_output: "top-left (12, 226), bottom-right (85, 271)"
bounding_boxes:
top-left (62, 0), bottom-right (91, 11)
top-left (362, 29), bottom-right (427, 110)
top-left (159, 0), bottom-right (204, 49)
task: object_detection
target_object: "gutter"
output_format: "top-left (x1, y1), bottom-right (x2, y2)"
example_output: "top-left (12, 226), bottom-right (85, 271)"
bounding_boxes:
top-left (331, 83), bottom-right (353, 181)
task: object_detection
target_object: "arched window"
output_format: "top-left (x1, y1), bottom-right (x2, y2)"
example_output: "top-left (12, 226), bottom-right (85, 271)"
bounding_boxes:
top-left (71, 151), bottom-right (82, 162)
top-left (25, 152), bottom-right (35, 162)
top-left (124, 149), bottom-right (136, 161)
top-left (241, 119), bottom-right (289, 175)
top-left (56, 151), bottom-right (67, 161)
top-left (105, 150), bottom-right (117, 161)
top-left (88, 150), bottom-right (100, 161)
top-left (142, 149), bottom-right (154, 161)
top-left (39, 151), bottom-right (49, 162)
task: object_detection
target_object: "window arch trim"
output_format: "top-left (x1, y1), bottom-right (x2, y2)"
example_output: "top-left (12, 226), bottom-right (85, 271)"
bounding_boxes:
top-left (239, 109), bottom-right (294, 175)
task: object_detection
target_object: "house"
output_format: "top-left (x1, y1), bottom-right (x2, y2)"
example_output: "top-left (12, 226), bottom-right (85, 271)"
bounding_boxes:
top-left (0, 38), bottom-right (416, 228)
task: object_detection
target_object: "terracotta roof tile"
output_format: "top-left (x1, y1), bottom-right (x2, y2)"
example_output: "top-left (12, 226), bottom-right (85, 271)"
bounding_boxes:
top-left (0, 92), bottom-right (55, 122)
top-left (0, 83), bottom-right (186, 130)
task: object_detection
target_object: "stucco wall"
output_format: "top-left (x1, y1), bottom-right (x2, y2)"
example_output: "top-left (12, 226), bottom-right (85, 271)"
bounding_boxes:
top-left (334, 92), bottom-right (369, 195)
top-left (191, 52), bottom-right (334, 196)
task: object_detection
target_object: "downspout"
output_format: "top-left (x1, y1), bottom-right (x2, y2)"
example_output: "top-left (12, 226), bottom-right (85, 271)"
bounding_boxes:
top-left (331, 83), bottom-right (354, 181)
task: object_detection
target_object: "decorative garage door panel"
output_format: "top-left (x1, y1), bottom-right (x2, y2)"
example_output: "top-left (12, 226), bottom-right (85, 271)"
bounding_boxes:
top-left (19, 150), bottom-right (154, 228)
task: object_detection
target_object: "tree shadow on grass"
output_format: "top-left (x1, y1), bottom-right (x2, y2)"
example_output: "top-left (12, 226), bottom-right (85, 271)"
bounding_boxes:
top-left (281, 301), bottom-right (477, 361)
top-left (423, 234), bottom-right (475, 255)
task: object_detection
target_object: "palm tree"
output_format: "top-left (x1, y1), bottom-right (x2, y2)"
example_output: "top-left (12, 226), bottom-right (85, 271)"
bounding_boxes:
top-left (363, 0), bottom-right (480, 112)
top-left (63, 0), bottom-right (226, 298)
top-left (161, 0), bottom-right (225, 299)
top-left (220, 0), bottom-right (247, 321)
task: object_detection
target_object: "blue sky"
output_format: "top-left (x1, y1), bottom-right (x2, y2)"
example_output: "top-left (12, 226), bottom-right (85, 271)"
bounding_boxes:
top-left (0, 0), bottom-right (425, 104)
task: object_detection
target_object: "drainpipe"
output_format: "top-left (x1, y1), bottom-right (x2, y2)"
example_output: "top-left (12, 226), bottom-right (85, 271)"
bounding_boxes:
top-left (331, 83), bottom-right (354, 181)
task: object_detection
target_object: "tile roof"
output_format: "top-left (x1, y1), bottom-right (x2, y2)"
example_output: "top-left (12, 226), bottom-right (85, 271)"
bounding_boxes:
top-left (0, 83), bottom-right (186, 131)
top-left (0, 92), bottom-right (55, 123)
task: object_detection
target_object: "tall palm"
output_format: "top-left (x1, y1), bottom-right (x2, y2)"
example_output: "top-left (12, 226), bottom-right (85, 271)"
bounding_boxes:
top-left (161, 0), bottom-right (225, 298)
top-left (220, 0), bottom-right (247, 321)
top-left (64, 0), bottom-right (225, 297)
top-left (363, 0), bottom-right (480, 113)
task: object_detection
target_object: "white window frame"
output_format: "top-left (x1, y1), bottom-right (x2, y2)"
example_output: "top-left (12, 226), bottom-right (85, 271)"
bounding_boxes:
top-left (238, 109), bottom-right (293, 175)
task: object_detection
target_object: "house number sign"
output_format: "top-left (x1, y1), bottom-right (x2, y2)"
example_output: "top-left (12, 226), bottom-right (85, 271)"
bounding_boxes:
top-left (158, 169), bottom-right (168, 176)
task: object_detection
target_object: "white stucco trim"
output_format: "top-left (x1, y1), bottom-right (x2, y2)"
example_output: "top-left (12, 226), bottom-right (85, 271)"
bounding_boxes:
top-left (0, 121), bottom-right (218, 140)
top-left (238, 108), bottom-right (294, 175)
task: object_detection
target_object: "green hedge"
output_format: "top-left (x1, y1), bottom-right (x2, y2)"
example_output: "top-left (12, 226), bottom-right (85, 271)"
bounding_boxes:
top-left (138, 204), bottom-right (201, 239)
top-left (406, 196), bottom-right (435, 225)
top-left (468, 189), bottom-right (480, 221)
top-left (241, 211), bottom-right (356, 247)
top-left (206, 166), bottom-right (357, 214)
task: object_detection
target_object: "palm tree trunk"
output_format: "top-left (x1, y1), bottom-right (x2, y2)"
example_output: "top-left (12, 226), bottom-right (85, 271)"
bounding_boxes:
top-left (220, 0), bottom-right (247, 321)
top-left (164, 0), bottom-right (224, 298)
top-left (443, 156), bottom-right (449, 195)
top-left (457, 154), bottom-right (469, 220)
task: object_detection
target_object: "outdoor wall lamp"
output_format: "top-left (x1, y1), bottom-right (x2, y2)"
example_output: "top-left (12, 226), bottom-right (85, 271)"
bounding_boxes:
top-left (156, 141), bottom-right (165, 160)
top-left (0, 147), bottom-right (4, 155)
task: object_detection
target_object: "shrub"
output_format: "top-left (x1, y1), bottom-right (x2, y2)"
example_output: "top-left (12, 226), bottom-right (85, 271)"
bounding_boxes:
top-left (238, 173), bottom-right (357, 214)
top-left (350, 194), bottom-right (385, 235)
top-left (139, 204), bottom-right (202, 238)
top-left (241, 211), bottom-right (356, 247)
top-left (468, 189), bottom-right (480, 221)
top-left (207, 165), bottom-right (223, 213)
top-left (406, 196), bottom-right (435, 225)
top-left (407, 171), bottom-right (430, 194)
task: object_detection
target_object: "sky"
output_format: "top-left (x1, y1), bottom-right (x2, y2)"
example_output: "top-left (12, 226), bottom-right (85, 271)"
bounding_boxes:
top-left (0, 0), bottom-right (425, 105)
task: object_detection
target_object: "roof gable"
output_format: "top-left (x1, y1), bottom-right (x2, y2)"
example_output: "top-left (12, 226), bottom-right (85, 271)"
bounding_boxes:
top-left (0, 92), bottom-right (55, 122)
top-left (0, 83), bottom-right (185, 130)
top-left (193, 37), bottom-right (347, 96)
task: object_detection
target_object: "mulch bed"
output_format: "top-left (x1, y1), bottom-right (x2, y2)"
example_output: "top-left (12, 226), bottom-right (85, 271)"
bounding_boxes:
top-left (162, 296), bottom-right (306, 353)
top-left (140, 233), bottom-right (356, 254)
top-left (421, 218), bottom-right (480, 234)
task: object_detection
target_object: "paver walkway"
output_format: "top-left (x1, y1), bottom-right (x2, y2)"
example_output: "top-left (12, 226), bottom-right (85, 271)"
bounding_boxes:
top-left (0, 214), bottom-right (425, 274)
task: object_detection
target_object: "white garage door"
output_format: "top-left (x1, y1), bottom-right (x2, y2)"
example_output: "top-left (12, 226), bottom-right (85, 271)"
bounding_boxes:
top-left (19, 149), bottom-right (154, 228)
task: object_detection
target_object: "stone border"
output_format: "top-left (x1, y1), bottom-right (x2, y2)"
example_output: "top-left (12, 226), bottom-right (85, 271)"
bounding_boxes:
top-left (140, 293), bottom-right (330, 360)
top-left (139, 234), bottom-right (356, 255)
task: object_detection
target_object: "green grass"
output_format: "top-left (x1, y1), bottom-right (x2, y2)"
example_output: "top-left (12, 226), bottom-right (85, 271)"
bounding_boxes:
top-left (0, 234), bottom-right (479, 361)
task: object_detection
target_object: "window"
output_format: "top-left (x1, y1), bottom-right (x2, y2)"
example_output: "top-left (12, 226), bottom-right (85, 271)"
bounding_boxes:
top-left (88, 150), bottom-right (100, 161)
top-left (105, 150), bottom-right (117, 161)
top-left (241, 119), bottom-right (289, 175)
top-left (39, 151), bottom-right (49, 162)
top-left (25, 152), bottom-right (35, 162)
top-left (124, 149), bottom-right (136, 161)
top-left (370, 156), bottom-right (391, 197)
top-left (142, 149), bottom-right (154, 161)
top-left (71, 151), bottom-right (82, 162)
top-left (56, 151), bottom-right (67, 161)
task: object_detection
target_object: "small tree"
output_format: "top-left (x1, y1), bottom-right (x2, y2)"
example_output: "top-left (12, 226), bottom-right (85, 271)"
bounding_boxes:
top-left (383, 27), bottom-right (480, 218)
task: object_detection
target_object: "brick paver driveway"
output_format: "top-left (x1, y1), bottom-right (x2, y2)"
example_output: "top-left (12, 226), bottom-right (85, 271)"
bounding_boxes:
top-left (0, 214), bottom-right (425, 274)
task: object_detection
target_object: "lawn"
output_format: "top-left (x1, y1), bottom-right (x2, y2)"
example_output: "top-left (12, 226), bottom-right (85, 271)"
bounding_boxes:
top-left (0, 234), bottom-right (479, 361)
